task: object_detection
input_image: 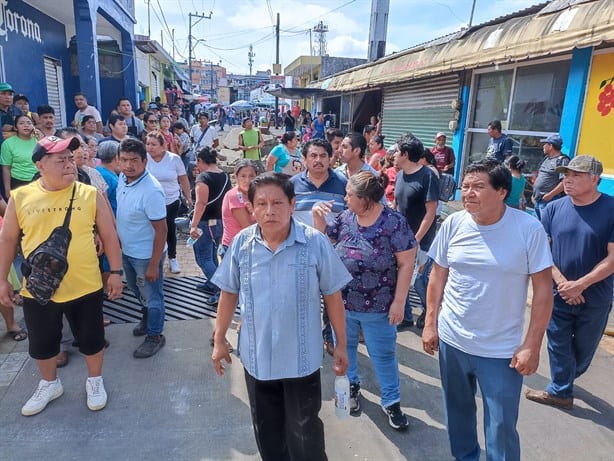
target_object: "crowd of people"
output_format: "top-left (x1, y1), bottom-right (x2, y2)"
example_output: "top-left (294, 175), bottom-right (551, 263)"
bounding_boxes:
top-left (0, 80), bottom-right (612, 461)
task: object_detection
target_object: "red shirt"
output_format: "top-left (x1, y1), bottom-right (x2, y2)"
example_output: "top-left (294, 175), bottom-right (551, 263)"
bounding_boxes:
top-left (431, 145), bottom-right (455, 173)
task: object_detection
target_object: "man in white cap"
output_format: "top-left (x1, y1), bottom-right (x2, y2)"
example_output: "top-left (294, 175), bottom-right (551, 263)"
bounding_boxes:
top-left (431, 132), bottom-right (455, 174)
top-left (526, 155), bottom-right (614, 410)
top-left (0, 136), bottom-right (123, 416)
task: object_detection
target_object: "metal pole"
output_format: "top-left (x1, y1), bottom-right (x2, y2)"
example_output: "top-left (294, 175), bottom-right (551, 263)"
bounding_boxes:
top-left (188, 12), bottom-right (213, 98)
top-left (275, 12), bottom-right (280, 129)
top-left (188, 19), bottom-right (192, 93)
top-left (468, 0), bottom-right (477, 28)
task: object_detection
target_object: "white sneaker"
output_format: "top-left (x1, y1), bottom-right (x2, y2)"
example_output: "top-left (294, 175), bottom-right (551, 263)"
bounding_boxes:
top-left (86, 376), bottom-right (107, 411)
top-left (21, 378), bottom-right (64, 416)
top-left (169, 258), bottom-right (181, 274)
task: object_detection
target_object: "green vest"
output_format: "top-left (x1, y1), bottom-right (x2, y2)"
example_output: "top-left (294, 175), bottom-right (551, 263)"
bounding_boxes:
top-left (241, 129), bottom-right (260, 160)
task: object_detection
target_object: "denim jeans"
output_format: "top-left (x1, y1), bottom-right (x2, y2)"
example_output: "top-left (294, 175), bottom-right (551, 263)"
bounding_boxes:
top-left (546, 298), bottom-right (612, 398)
top-left (122, 252), bottom-right (166, 336)
top-left (439, 340), bottom-right (522, 461)
top-left (346, 310), bottom-right (401, 408)
top-left (404, 249), bottom-right (428, 321)
top-left (413, 257), bottom-right (433, 313)
top-left (193, 220), bottom-right (223, 288)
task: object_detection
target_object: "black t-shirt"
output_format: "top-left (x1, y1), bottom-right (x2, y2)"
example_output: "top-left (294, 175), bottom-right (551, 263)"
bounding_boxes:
top-left (195, 171), bottom-right (231, 221)
top-left (394, 166), bottom-right (440, 251)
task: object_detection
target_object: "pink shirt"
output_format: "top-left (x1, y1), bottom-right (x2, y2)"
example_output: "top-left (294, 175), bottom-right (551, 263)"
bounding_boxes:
top-left (221, 187), bottom-right (255, 246)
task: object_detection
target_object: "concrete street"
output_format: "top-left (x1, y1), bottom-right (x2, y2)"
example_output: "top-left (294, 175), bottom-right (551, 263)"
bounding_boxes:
top-left (0, 126), bottom-right (612, 460)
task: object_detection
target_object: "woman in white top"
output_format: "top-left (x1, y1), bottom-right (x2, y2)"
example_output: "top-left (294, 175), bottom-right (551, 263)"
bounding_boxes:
top-left (145, 131), bottom-right (192, 274)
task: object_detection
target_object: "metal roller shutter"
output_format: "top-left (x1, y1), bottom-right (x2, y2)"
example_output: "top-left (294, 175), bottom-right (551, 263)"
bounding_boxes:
top-left (382, 74), bottom-right (460, 147)
top-left (44, 57), bottom-right (67, 128)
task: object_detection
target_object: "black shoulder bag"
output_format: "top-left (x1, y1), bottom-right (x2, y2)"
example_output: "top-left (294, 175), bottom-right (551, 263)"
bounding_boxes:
top-left (21, 184), bottom-right (77, 305)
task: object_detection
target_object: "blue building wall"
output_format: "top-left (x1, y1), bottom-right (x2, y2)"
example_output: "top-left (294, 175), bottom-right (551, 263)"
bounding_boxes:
top-left (2, 1), bottom-right (72, 115)
top-left (559, 47), bottom-right (592, 157)
top-left (3, 0), bottom-right (137, 126)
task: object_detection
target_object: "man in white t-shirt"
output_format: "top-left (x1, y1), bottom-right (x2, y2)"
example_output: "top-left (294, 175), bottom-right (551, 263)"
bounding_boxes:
top-left (73, 92), bottom-right (103, 134)
top-left (189, 112), bottom-right (219, 156)
top-left (422, 159), bottom-right (553, 461)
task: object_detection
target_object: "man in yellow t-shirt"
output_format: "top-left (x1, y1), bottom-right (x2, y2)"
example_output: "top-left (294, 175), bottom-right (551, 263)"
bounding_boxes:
top-left (0, 136), bottom-right (123, 417)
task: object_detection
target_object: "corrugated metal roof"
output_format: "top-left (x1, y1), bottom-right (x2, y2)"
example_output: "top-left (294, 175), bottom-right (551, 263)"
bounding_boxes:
top-left (322, 0), bottom-right (613, 92)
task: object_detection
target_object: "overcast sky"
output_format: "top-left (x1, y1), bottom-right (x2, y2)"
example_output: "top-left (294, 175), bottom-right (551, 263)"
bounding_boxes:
top-left (135, 0), bottom-right (540, 75)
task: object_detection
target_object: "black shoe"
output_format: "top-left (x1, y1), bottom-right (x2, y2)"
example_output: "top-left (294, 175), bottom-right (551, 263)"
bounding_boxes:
top-left (132, 319), bottom-right (147, 337)
top-left (382, 402), bottom-right (409, 430)
top-left (133, 335), bottom-right (166, 358)
top-left (416, 312), bottom-right (426, 329)
top-left (397, 320), bottom-right (414, 331)
top-left (350, 383), bottom-right (361, 414)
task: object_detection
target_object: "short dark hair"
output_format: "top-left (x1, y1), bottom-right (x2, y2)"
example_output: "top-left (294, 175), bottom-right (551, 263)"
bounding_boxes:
top-left (345, 132), bottom-right (368, 158)
top-left (117, 97), bottom-right (131, 106)
top-left (248, 172), bottom-right (295, 204)
top-left (488, 120), bottom-right (502, 132)
top-left (280, 131), bottom-right (297, 144)
top-left (325, 128), bottom-right (343, 142)
top-left (74, 92), bottom-right (87, 99)
top-left (108, 113), bottom-right (125, 127)
top-left (398, 137), bottom-right (424, 163)
top-left (463, 158), bottom-right (511, 200)
top-left (144, 112), bottom-right (157, 123)
top-left (37, 104), bottom-right (55, 116)
top-left (119, 138), bottom-right (147, 160)
top-left (302, 138), bottom-right (333, 158)
top-left (172, 122), bottom-right (185, 131)
top-left (81, 115), bottom-right (95, 126)
top-left (198, 112), bottom-right (209, 120)
top-left (196, 146), bottom-right (217, 165)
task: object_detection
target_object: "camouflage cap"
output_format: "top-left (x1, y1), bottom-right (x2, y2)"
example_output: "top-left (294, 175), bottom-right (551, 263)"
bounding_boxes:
top-left (555, 155), bottom-right (603, 176)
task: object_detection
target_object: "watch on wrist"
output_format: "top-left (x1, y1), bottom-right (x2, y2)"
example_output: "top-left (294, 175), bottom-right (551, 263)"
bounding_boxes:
top-left (109, 269), bottom-right (124, 276)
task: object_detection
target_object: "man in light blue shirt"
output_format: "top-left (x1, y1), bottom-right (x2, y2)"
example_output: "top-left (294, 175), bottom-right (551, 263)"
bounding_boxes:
top-left (212, 172), bottom-right (351, 461)
top-left (116, 138), bottom-right (168, 359)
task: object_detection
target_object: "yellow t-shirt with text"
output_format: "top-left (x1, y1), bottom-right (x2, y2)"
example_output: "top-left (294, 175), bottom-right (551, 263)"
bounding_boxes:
top-left (13, 180), bottom-right (102, 303)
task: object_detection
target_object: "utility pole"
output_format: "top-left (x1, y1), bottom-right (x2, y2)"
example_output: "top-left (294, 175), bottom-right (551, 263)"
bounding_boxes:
top-left (210, 60), bottom-right (214, 102)
top-left (313, 21), bottom-right (328, 56)
top-left (147, 0), bottom-right (151, 38)
top-left (188, 11), bottom-right (213, 95)
top-left (274, 13), bottom-right (280, 129)
top-left (248, 44), bottom-right (255, 76)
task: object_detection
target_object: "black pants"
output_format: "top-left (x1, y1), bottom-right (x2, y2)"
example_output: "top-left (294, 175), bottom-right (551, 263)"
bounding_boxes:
top-left (244, 369), bottom-right (327, 461)
top-left (165, 199), bottom-right (180, 259)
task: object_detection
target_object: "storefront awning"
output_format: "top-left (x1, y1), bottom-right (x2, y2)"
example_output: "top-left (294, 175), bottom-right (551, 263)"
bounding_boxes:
top-left (265, 87), bottom-right (328, 99)
top-left (322, 0), bottom-right (614, 92)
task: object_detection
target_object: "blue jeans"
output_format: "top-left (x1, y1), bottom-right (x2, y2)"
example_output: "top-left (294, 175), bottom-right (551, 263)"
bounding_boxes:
top-left (439, 340), bottom-right (522, 461)
top-left (404, 249), bottom-right (428, 321)
top-left (414, 257), bottom-right (433, 313)
top-left (123, 253), bottom-right (166, 336)
top-left (546, 298), bottom-right (612, 398)
top-left (193, 220), bottom-right (223, 288)
top-left (346, 310), bottom-right (400, 408)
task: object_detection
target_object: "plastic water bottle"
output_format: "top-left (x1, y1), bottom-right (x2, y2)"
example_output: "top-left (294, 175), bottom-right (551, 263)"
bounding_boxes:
top-left (334, 375), bottom-right (350, 419)
top-left (186, 228), bottom-right (203, 247)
